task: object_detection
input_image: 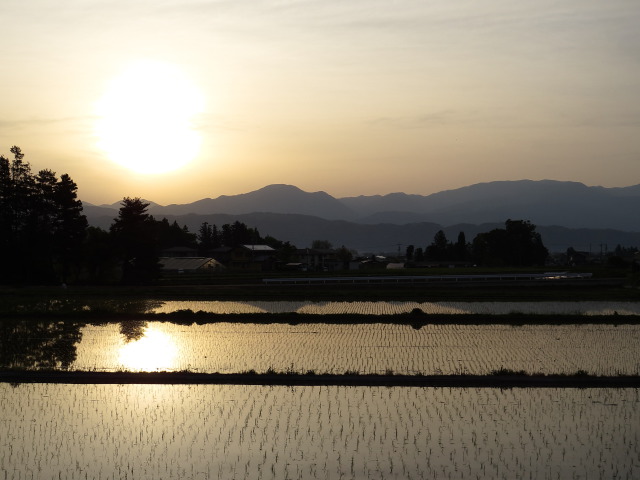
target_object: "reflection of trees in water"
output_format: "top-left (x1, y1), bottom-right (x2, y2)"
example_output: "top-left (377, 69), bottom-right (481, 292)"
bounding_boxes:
top-left (92, 299), bottom-right (162, 315)
top-left (0, 320), bottom-right (85, 369)
top-left (119, 320), bottom-right (148, 342)
top-left (5, 297), bottom-right (163, 315)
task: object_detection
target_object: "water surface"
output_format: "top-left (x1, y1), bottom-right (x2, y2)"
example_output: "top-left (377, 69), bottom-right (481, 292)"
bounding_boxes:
top-left (70, 322), bottom-right (640, 375)
top-left (149, 300), bottom-right (640, 315)
top-left (1, 384), bottom-right (638, 479)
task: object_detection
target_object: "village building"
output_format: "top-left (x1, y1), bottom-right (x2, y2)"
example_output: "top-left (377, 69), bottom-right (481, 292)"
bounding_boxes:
top-left (226, 245), bottom-right (276, 271)
top-left (159, 257), bottom-right (224, 274)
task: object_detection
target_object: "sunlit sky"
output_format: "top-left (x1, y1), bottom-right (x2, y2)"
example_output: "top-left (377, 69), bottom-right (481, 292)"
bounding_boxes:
top-left (2, 1), bottom-right (639, 205)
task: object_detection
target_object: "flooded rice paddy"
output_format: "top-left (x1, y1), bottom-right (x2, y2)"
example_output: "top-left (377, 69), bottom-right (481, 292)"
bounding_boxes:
top-left (2, 383), bottom-right (638, 479)
top-left (2, 299), bottom-right (639, 478)
top-left (68, 322), bottom-right (640, 376)
top-left (148, 300), bottom-right (640, 315)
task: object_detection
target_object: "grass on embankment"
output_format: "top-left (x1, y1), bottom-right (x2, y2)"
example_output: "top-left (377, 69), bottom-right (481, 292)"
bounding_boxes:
top-left (2, 308), bottom-right (640, 326)
top-left (2, 369), bottom-right (639, 388)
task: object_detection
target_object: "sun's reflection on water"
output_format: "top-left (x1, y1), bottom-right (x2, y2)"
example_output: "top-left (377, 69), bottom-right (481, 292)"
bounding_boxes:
top-left (118, 325), bottom-right (178, 371)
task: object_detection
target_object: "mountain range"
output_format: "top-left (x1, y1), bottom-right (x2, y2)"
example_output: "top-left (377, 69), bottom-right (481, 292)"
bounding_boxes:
top-left (83, 180), bottom-right (640, 254)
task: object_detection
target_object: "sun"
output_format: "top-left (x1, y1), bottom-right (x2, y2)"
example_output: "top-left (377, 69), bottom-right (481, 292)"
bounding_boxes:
top-left (95, 60), bottom-right (205, 174)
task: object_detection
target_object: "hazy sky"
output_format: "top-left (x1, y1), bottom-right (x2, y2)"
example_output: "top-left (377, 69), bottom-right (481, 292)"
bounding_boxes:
top-left (2, 0), bottom-right (639, 205)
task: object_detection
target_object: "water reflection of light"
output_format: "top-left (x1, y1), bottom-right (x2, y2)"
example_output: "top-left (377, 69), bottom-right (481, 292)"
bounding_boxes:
top-left (118, 326), bottom-right (178, 371)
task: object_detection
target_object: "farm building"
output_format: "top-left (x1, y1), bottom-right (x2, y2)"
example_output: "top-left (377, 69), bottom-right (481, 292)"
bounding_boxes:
top-left (227, 245), bottom-right (276, 271)
top-left (159, 257), bottom-right (225, 273)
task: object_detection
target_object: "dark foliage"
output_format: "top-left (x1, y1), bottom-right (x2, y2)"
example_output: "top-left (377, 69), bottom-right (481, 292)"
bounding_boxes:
top-left (0, 147), bottom-right (87, 284)
top-left (423, 230), bottom-right (469, 262)
top-left (110, 197), bottom-right (161, 284)
top-left (472, 220), bottom-right (549, 266)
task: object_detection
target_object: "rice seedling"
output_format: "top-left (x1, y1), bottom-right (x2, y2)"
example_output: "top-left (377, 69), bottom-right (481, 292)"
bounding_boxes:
top-left (146, 300), bottom-right (640, 316)
top-left (63, 322), bottom-right (640, 376)
top-left (3, 297), bottom-right (640, 478)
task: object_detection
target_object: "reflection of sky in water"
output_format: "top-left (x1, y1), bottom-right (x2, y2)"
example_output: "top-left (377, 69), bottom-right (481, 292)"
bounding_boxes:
top-left (2, 384), bottom-right (639, 479)
top-left (72, 323), bottom-right (184, 372)
top-left (147, 300), bottom-right (640, 315)
top-left (72, 323), bottom-right (640, 376)
top-left (118, 326), bottom-right (178, 372)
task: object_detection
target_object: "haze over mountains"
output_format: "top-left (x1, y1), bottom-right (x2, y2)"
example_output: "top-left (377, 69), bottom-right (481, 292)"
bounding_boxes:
top-left (83, 180), bottom-right (640, 254)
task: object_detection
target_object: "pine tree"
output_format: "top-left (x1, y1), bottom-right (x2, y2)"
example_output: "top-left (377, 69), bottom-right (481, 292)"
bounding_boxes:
top-left (54, 174), bottom-right (88, 282)
top-left (110, 197), bottom-right (159, 283)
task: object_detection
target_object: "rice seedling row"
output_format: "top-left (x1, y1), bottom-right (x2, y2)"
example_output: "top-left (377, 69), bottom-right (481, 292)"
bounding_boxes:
top-left (1, 383), bottom-right (638, 479)
top-left (148, 300), bottom-right (640, 316)
top-left (64, 322), bottom-right (640, 376)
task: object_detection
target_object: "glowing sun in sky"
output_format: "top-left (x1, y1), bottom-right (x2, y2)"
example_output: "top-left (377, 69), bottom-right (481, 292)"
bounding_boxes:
top-left (118, 326), bottom-right (178, 371)
top-left (95, 60), bottom-right (205, 174)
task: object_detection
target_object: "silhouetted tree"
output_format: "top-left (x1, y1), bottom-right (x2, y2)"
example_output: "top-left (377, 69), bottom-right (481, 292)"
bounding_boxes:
top-left (197, 220), bottom-right (266, 251)
top-left (53, 174), bottom-right (88, 282)
top-left (472, 220), bottom-right (548, 266)
top-left (0, 154), bottom-right (11, 251)
top-left (110, 197), bottom-right (160, 283)
top-left (27, 169), bottom-right (59, 281)
top-left (197, 221), bottom-right (215, 254)
top-left (0, 147), bottom-right (35, 281)
top-left (472, 229), bottom-right (506, 266)
top-left (263, 235), bottom-right (282, 250)
top-left (454, 231), bottom-right (468, 261)
top-left (336, 245), bottom-right (354, 269)
top-left (503, 219), bottom-right (548, 266)
top-left (261, 235), bottom-right (298, 265)
top-left (0, 147), bottom-right (87, 283)
top-left (156, 218), bottom-right (196, 250)
top-left (405, 244), bottom-right (415, 261)
top-left (211, 224), bottom-right (220, 248)
top-left (83, 226), bottom-right (117, 283)
top-left (425, 230), bottom-right (451, 261)
top-left (220, 223), bottom-right (232, 247)
top-left (235, 221), bottom-right (261, 246)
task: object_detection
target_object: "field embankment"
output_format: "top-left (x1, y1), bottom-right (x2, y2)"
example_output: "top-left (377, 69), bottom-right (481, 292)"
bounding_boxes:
top-left (2, 370), bottom-right (639, 388)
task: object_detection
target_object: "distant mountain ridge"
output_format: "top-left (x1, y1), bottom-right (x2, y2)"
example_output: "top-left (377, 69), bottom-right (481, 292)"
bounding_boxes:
top-left (90, 184), bottom-right (354, 220)
top-left (83, 180), bottom-right (640, 253)
top-left (161, 184), bottom-right (354, 220)
top-left (340, 180), bottom-right (640, 230)
top-left (86, 180), bottom-right (640, 230)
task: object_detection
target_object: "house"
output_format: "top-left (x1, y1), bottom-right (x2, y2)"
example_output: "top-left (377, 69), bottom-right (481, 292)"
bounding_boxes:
top-left (566, 249), bottom-right (591, 266)
top-left (227, 245), bottom-right (276, 271)
top-left (209, 246), bottom-right (234, 266)
top-left (159, 257), bottom-right (224, 273)
top-left (294, 248), bottom-right (343, 272)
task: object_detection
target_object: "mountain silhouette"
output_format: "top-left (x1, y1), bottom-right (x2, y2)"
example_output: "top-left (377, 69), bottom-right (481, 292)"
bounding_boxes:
top-left (149, 184), bottom-right (355, 219)
top-left (340, 180), bottom-right (640, 230)
top-left (83, 180), bottom-right (640, 253)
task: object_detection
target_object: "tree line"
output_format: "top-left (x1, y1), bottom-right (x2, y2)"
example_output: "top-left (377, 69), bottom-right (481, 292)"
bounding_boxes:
top-left (0, 147), bottom-right (289, 284)
top-left (1, 146), bottom-right (87, 283)
top-left (405, 220), bottom-right (549, 267)
top-left (2, 146), bottom-right (552, 285)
